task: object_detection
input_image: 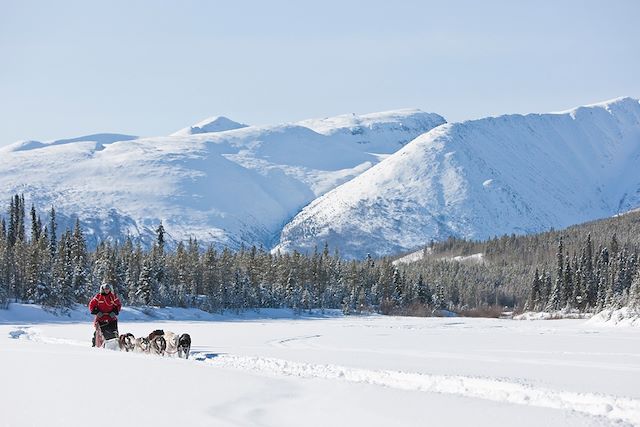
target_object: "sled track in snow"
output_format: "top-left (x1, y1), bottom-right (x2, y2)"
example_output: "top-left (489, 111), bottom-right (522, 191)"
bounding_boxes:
top-left (9, 327), bottom-right (640, 425)
top-left (192, 352), bottom-right (640, 426)
top-left (9, 327), bottom-right (86, 347)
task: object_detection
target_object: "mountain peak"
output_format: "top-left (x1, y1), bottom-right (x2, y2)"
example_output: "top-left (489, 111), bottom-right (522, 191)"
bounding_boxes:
top-left (171, 116), bottom-right (249, 136)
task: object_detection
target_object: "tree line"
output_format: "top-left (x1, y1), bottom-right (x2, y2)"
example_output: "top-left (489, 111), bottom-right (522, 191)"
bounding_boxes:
top-left (2, 194), bottom-right (639, 316)
top-left (398, 211), bottom-right (640, 314)
top-left (0, 195), bottom-right (439, 314)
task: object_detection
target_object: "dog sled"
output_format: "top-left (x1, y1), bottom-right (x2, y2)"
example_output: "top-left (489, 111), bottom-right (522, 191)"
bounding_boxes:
top-left (93, 320), bottom-right (120, 350)
top-left (93, 322), bottom-right (191, 358)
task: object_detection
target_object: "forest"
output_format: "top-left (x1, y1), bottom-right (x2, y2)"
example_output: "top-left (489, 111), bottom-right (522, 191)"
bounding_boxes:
top-left (1, 194), bottom-right (639, 316)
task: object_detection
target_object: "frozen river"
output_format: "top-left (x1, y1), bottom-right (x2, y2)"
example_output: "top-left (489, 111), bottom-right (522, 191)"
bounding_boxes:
top-left (2, 309), bottom-right (639, 426)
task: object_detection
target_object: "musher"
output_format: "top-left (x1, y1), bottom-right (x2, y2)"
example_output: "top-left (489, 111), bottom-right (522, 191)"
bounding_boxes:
top-left (89, 283), bottom-right (122, 347)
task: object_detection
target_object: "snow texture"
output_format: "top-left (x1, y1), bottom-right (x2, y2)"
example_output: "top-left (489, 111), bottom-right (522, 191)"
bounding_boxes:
top-left (277, 97), bottom-right (640, 258)
top-left (0, 110), bottom-right (444, 249)
top-left (587, 308), bottom-right (640, 327)
top-left (2, 304), bottom-right (640, 427)
top-left (392, 248), bottom-right (427, 265)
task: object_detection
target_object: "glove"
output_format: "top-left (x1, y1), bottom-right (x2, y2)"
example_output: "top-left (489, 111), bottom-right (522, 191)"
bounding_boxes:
top-left (91, 307), bottom-right (99, 315)
top-left (112, 308), bottom-right (119, 315)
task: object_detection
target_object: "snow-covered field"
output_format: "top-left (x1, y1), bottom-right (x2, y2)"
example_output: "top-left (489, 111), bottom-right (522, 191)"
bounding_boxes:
top-left (2, 306), bottom-right (640, 426)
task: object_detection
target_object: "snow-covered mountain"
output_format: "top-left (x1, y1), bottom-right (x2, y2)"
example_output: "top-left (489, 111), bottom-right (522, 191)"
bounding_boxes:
top-left (276, 97), bottom-right (640, 258)
top-left (0, 110), bottom-right (445, 249)
top-left (5, 133), bottom-right (138, 153)
top-left (298, 108), bottom-right (445, 154)
top-left (171, 116), bottom-right (249, 136)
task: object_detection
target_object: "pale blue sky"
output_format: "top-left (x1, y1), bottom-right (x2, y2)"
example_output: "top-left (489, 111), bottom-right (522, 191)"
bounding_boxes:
top-left (1, 0), bottom-right (639, 145)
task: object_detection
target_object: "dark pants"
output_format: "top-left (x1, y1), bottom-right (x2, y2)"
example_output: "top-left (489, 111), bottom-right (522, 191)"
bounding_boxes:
top-left (92, 320), bottom-right (119, 346)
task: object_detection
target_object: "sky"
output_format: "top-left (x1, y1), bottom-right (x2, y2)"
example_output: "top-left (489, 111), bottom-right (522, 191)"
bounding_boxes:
top-left (1, 0), bottom-right (639, 145)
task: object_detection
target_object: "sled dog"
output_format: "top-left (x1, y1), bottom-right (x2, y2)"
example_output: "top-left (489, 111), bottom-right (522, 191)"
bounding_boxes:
top-left (149, 334), bottom-right (166, 356)
top-left (134, 336), bottom-right (150, 353)
top-left (178, 333), bottom-right (191, 359)
top-left (163, 331), bottom-right (180, 357)
top-left (118, 333), bottom-right (136, 352)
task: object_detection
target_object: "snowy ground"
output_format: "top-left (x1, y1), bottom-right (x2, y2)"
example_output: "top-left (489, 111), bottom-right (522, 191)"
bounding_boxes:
top-left (2, 306), bottom-right (640, 426)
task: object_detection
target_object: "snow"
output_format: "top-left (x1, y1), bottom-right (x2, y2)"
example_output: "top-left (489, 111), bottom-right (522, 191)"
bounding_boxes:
top-left (451, 252), bottom-right (485, 264)
top-left (0, 109), bottom-right (443, 250)
top-left (392, 248), bottom-right (426, 265)
top-left (277, 97), bottom-right (640, 258)
top-left (1, 133), bottom-right (138, 153)
top-left (298, 108), bottom-right (446, 154)
top-left (2, 304), bottom-right (640, 426)
top-left (588, 308), bottom-right (640, 327)
top-left (515, 311), bottom-right (594, 321)
top-left (171, 115), bottom-right (249, 136)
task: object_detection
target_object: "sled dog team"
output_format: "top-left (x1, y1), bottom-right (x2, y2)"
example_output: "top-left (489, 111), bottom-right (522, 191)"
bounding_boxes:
top-left (89, 283), bottom-right (191, 359)
top-left (118, 329), bottom-right (191, 358)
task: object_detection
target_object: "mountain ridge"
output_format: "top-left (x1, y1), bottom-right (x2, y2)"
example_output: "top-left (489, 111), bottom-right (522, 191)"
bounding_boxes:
top-left (275, 97), bottom-right (640, 258)
top-left (0, 108), bottom-right (445, 250)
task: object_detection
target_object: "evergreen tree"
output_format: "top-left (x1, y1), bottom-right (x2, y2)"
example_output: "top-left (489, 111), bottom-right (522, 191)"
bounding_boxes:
top-left (546, 278), bottom-right (562, 312)
top-left (30, 205), bottom-right (41, 242)
top-left (152, 222), bottom-right (166, 304)
top-left (628, 266), bottom-right (640, 310)
top-left (555, 237), bottom-right (565, 307)
top-left (414, 274), bottom-right (432, 306)
top-left (563, 257), bottom-right (574, 308)
top-left (433, 283), bottom-right (446, 310)
top-left (156, 222), bottom-right (165, 253)
top-left (527, 268), bottom-right (542, 311)
top-left (136, 258), bottom-right (154, 305)
top-left (52, 231), bottom-right (74, 308)
top-left (70, 219), bottom-right (89, 301)
top-left (7, 197), bottom-right (16, 247)
top-left (49, 207), bottom-right (57, 259)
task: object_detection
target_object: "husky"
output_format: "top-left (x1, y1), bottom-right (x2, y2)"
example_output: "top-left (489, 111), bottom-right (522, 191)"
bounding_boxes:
top-left (148, 330), bottom-right (191, 359)
top-left (178, 333), bottom-right (191, 359)
top-left (148, 331), bottom-right (166, 356)
top-left (134, 336), bottom-right (150, 353)
top-left (148, 329), bottom-right (164, 341)
top-left (163, 331), bottom-right (180, 357)
top-left (150, 335), bottom-right (166, 355)
top-left (118, 333), bottom-right (136, 352)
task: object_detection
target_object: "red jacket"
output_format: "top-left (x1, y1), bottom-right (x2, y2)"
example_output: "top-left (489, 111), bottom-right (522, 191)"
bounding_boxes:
top-left (89, 292), bottom-right (122, 323)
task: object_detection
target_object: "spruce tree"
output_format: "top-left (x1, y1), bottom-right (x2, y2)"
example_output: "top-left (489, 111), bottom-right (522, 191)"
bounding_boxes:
top-left (49, 207), bottom-right (57, 259)
top-left (136, 258), bottom-right (154, 305)
top-left (628, 267), bottom-right (640, 310)
top-left (70, 219), bottom-right (89, 301)
top-left (555, 238), bottom-right (565, 307)
top-left (30, 205), bottom-right (40, 242)
top-left (527, 269), bottom-right (542, 311)
top-left (415, 274), bottom-right (432, 306)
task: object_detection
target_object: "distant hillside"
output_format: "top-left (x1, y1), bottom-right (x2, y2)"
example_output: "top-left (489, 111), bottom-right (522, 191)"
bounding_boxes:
top-left (393, 208), bottom-right (640, 313)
